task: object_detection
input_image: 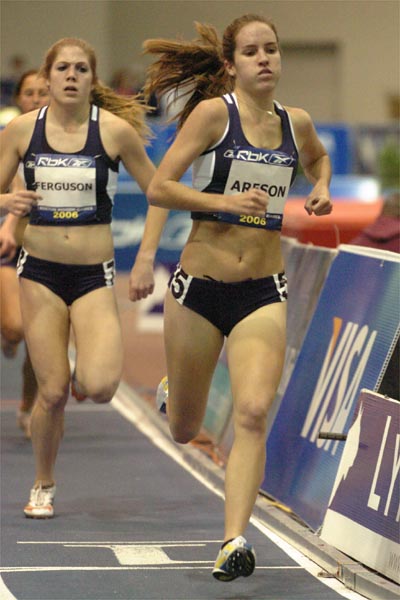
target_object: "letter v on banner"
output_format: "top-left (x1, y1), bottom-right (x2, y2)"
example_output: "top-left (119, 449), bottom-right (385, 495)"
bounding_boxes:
top-left (318, 324), bottom-right (378, 455)
top-left (300, 317), bottom-right (355, 442)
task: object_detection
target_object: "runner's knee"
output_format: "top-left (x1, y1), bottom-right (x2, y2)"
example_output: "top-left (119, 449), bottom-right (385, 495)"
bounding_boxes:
top-left (234, 400), bottom-right (270, 435)
top-left (37, 380), bottom-right (70, 410)
top-left (85, 378), bottom-right (120, 404)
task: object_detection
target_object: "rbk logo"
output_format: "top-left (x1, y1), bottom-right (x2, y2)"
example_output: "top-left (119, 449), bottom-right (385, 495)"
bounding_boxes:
top-left (36, 156), bottom-right (93, 168)
top-left (223, 149), bottom-right (296, 165)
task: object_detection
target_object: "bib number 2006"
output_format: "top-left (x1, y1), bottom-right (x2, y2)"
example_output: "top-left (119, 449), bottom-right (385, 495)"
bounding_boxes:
top-left (53, 210), bottom-right (79, 220)
top-left (239, 214), bottom-right (266, 226)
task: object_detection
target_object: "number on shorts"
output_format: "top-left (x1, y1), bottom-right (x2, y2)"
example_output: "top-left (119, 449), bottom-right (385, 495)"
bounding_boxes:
top-left (170, 267), bottom-right (192, 304)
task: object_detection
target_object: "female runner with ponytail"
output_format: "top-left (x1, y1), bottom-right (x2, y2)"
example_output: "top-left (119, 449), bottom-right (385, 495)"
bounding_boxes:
top-left (143, 14), bottom-right (332, 581)
top-left (0, 37), bottom-right (167, 519)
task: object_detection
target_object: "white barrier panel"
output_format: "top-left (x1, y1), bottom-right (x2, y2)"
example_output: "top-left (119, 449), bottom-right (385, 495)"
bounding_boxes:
top-left (321, 390), bottom-right (400, 584)
top-left (265, 245), bottom-right (400, 531)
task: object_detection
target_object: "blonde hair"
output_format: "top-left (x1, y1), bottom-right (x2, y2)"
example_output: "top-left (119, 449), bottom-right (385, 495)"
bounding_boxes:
top-left (40, 37), bottom-right (152, 142)
top-left (143, 14), bottom-right (278, 129)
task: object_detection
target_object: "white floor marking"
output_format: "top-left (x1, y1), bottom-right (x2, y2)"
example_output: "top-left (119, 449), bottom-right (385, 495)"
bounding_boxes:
top-left (17, 540), bottom-right (220, 544)
top-left (0, 577), bottom-right (16, 600)
top-left (12, 540), bottom-right (303, 570)
top-left (1, 565), bottom-right (301, 573)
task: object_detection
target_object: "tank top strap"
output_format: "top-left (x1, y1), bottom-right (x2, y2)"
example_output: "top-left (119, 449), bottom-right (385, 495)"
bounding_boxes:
top-left (82, 104), bottom-right (103, 155)
top-left (221, 93), bottom-right (248, 146)
top-left (273, 100), bottom-right (299, 153)
top-left (28, 105), bottom-right (50, 153)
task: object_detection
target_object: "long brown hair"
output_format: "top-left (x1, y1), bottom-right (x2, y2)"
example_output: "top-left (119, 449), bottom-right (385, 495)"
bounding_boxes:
top-left (143, 14), bottom-right (278, 129)
top-left (40, 37), bottom-right (152, 141)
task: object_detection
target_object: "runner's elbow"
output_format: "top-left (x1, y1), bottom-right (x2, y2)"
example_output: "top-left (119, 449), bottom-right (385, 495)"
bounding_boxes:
top-left (147, 181), bottom-right (163, 207)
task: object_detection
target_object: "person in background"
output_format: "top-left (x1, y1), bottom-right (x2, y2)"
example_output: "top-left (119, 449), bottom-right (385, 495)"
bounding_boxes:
top-left (0, 70), bottom-right (49, 438)
top-left (0, 37), bottom-right (167, 518)
top-left (351, 190), bottom-right (399, 399)
top-left (109, 68), bottom-right (140, 96)
top-left (351, 190), bottom-right (399, 253)
top-left (143, 14), bottom-right (332, 581)
top-left (0, 54), bottom-right (28, 108)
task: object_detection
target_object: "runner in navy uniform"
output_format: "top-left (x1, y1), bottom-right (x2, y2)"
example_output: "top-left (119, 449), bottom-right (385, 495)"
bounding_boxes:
top-left (0, 37), bottom-right (167, 518)
top-left (0, 70), bottom-right (49, 438)
top-left (143, 14), bottom-right (332, 581)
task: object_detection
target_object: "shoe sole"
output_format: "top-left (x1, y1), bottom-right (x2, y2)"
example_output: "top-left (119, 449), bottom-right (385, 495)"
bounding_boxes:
top-left (213, 547), bottom-right (256, 581)
top-left (24, 511), bottom-right (54, 519)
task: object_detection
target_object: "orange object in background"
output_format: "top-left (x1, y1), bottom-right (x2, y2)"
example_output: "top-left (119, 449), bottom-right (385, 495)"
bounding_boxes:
top-left (282, 197), bottom-right (383, 248)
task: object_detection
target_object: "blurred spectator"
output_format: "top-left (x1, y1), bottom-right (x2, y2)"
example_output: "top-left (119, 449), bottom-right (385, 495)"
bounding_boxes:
top-left (351, 191), bottom-right (399, 253)
top-left (9, 54), bottom-right (28, 79)
top-left (351, 191), bottom-right (399, 400)
top-left (109, 68), bottom-right (140, 95)
top-left (110, 67), bottom-right (163, 118)
top-left (1, 54), bottom-right (28, 107)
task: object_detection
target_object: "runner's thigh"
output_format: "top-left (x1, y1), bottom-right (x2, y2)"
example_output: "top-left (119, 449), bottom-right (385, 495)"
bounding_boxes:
top-left (226, 302), bottom-right (287, 413)
top-left (19, 278), bottom-right (71, 390)
top-left (163, 290), bottom-right (224, 418)
top-left (70, 286), bottom-right (123, 386)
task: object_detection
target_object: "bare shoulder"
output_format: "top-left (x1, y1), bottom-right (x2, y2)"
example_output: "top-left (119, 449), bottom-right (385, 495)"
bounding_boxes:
top-left (99, 108), bottom-right (134, 136)
top-left (285, 106), bottom-right (314, 130)
top-left (98, 108), bottom-right (142, 157)
top-left (3, 109), bottom-right (38, 135)
top-left (189, 97), bottom-right (228, 126)
top-left (183, 97), bottom-right (228, 147)
top-left (0, 110), bottom-right (38, 153)
top-left (284, 105), bottom-right (319, 148)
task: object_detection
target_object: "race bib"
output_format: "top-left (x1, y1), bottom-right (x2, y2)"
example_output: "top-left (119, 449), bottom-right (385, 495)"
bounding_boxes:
top-left (225, 159), bottom-right (293, 230)
top-left (34, 154), bottom-right (96, 223)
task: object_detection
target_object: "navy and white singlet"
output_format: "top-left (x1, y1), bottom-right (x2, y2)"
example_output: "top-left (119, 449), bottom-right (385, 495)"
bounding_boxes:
top-left (24, 105), bottom-right (120, 226)
top-left (191, 93), bottom-right (299, 231)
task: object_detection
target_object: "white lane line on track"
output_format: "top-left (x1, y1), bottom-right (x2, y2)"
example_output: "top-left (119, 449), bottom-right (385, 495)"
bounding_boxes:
top-left (1, 565), bottom-right (302, 573)
top-left (16, 540), bottom-right (220, 544)
top-left (111, 389), bottom-right (368, 600)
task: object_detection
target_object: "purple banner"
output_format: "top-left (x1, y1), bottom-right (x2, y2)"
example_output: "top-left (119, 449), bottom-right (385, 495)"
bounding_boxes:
top-left (321, 390), bottom-right (399, 583)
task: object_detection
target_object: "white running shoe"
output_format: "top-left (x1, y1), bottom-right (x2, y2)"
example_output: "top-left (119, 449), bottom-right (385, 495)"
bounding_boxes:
top-left (212, 536), bottom-right (256, 581)
top-left (24, 483), bottom-right (56, 519)
top-left (155, 376), bottom-right (168, 414)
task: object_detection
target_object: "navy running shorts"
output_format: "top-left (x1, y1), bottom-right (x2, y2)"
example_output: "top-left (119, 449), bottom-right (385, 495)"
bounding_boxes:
top-left (17, 247), bottom-right (115, 306)
top-left (168, 264), bottom-right (287, 336)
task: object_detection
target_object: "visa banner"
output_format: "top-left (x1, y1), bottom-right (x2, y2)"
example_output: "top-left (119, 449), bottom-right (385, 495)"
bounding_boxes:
top-left (320, 390), bottom-right (399, 584)
top-left (265, 245), bottom-right (400, 531)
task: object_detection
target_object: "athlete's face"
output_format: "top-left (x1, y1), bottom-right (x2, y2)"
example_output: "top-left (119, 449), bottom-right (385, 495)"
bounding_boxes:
top-left (16, 74), bottom-right (49, 114)
top-left (226, 22), bottom-right (281, 94)
top-left (48, 46), bottom-right (94, 104)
